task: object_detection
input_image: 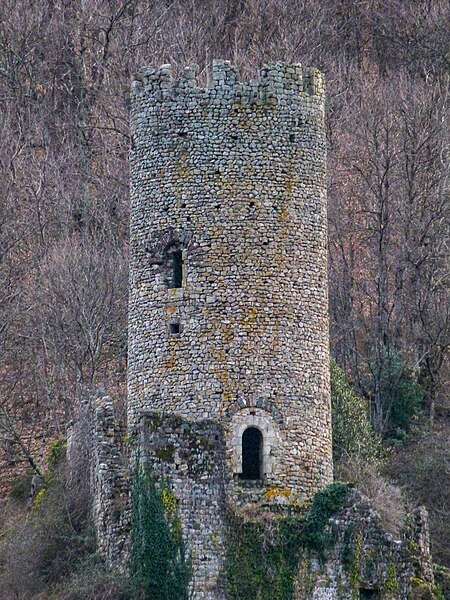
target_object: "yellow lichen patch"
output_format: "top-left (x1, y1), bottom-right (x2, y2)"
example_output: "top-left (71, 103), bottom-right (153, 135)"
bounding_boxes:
top-left (264, 486), bottom-right (292, 501)
top-left (239, 307), bottom-right (259, 331)
top-left (165, 340), bottom-right (179, 369)
top-left (221, 323), bottom-right (234, 343)
top-left (278, 204), bottom-right (291, 223)
top-left (285, 178), bottom-right (293, 194)
top-left (165, 355), bottom-right (175, 369)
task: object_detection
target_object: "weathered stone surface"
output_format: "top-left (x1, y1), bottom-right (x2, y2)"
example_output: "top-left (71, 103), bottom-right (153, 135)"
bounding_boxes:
top-left (300, 490), bottom-right (434, 599)
top-left (68, 394), bottom-right (131, 567)
top-left (128, 60), bottom-right (333, 501)
top-left (66, 61), bottom-right (436, 600)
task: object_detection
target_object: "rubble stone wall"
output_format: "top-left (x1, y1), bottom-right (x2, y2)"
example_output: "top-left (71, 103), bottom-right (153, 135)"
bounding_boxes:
top-left (300, 492), bottom-right (435, 600)
top-left (67, 394), bottom-right (131, 568)
top-left (128, 60), bottom-right (332, 500)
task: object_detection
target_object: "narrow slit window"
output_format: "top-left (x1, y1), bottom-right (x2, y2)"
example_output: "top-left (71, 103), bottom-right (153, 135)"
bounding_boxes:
top-left (171, 250), bottom-right (183, 288)
top-left (240, 427), bottom-right (263, 480)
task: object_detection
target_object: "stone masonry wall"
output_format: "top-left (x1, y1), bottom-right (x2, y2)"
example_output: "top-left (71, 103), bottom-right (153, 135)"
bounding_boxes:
top-left (67, 393), bottom-right (131, 568)
top-left (128, 60), bottom-right (333, 501)
top-left (141, 413), bottom-right (228, 600)
top-left (67, 401), bottom-right (436, 599)
top-left (297, 491), bottom-right (435, 600)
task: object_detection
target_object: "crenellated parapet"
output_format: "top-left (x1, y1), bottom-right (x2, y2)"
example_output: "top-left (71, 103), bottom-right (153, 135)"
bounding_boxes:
top-left (131, 60), bottom-right (324, 104)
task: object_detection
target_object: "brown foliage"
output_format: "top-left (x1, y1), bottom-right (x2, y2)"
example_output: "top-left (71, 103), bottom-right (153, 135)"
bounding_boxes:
top-left (386, 427), bottom-right (450, 567)
top-left (0, 0), bottom-right (448, 567)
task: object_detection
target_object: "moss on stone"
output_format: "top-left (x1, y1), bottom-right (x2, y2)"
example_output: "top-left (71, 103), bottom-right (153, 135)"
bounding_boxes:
top-left (146, 413), bottom-right (162, 433)
top-left (155, 445), bottom-right (175, 462)
top-left (349, 532), bottom-right (363, 600)
top-left (383, 563), bottom-right (400, 596)
top-left (409, 577), bottom-right (444, 600)
top-left (224, 483), bottom-right (349, 600)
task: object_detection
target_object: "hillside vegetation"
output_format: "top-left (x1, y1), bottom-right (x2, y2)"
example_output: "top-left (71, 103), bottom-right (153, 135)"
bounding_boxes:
top-left (0, 0), bottom-right (449, 589)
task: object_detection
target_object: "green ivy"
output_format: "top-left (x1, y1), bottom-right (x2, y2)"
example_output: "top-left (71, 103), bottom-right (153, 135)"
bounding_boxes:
top-left (47, 439), bottom-right (67, 470)
top-left (130, 461), bottom-right (191, 600)
top-left (225, 515), bottom-right (303, 600)
top-left (224, 483), bottom-right (349, 600)
top-left (302, 483), bottom-right (349, 556)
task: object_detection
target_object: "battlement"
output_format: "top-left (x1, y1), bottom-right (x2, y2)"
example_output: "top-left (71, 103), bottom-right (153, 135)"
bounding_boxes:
top-left (131, 60), bottom-right (324, 104)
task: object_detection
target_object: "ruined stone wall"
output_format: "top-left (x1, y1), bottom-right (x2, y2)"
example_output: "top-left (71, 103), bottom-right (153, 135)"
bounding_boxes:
top-left (142, 413), bottom-right (228, 600)
top-left (128, 60), bottom-right (332, 501)
top-left (297, 492), bottom-right (435, 600)
top-left (67, 394), bottom-right (131, 568)
top-left (67, 401), bottom-right (436, 599)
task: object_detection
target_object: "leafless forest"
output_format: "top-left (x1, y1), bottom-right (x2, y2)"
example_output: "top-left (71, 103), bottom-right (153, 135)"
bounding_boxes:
top-left (0, 0), bottom-right (449, 587)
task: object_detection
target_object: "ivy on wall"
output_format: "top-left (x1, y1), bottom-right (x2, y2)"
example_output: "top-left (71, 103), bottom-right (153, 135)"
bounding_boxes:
top-left (130, 461), bottom-right (191, 600)
top-left (224, 483), bottom-right (349, 600)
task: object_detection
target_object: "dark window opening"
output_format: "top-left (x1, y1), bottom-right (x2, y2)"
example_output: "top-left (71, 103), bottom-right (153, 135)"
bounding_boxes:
top-left (240, 427), bottom-right (262, 480)
top-left (359, 589), bottom-right (379, 599)
top-left (171, 250), bottom-right (183, 288)
top-left (169, 322), bottom-right (180, 334)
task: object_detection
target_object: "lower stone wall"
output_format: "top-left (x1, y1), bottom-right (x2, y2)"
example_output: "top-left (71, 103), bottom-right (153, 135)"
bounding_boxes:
top-left (141, 412), bottom-right (228, 600)
top-left (69, 405), bottom-right (436, 600)
top-left (296, 491), bottom-right (434, 599)
top-left (67, 393), bottom-right (131, 568)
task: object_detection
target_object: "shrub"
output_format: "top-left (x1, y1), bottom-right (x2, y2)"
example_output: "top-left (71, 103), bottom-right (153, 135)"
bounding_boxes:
top-left (331, 361), bottom-right (407, 536)
top-left (8, 471), bottom-right (33, 503)
top-left (337, 459), bottom-right (407, 536)
top-left (331, 359), bottom-right (381, 463)
top-left (367, 348), bottom-right (424, 438)
top-left (0, 448), bottom-right (99, 599)
top-left (386, 428), bottom-right (450, 567)
top-left (47, 557), bottom-right (130, 600)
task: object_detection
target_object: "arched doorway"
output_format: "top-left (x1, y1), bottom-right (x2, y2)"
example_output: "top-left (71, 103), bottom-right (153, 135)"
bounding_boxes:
top-left (240, 427), bottom-right (262, 480)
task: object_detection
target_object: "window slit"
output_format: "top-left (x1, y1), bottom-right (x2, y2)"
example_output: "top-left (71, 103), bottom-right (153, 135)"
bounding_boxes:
top-left (171, 250), bottom-right (183, 288)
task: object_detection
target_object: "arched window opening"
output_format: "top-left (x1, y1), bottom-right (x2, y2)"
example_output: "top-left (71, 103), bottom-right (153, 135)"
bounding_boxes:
top-left (240, 427), bottom-right (263, 480)
top-left (171, 250), bottom-right (183, 288)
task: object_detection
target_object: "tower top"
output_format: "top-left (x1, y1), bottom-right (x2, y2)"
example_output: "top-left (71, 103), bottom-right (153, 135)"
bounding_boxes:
top-left (131, 60), bottom-right (325, 103)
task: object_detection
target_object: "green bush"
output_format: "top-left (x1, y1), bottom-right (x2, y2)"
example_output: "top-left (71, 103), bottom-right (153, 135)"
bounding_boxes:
top-left (302, 482), bottom-right (349, 555)
top-left (130, 461), bottom-right (191, 600)
top-left (367, 348), bottom-right (424, 438)
top-left (331, 359), bottom-right (381, 463)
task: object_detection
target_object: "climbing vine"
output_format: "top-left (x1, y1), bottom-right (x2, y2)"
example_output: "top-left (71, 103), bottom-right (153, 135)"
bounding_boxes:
top-left (130, 460), bottom-right (191, 600)
top-left (302, 483), bottom-right (349, 556)
top-left (224, 483), bottom-right (349, 600)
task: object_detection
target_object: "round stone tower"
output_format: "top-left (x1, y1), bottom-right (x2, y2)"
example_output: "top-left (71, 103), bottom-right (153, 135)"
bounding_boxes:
top-left (128, 60), bottom-right (332, 506)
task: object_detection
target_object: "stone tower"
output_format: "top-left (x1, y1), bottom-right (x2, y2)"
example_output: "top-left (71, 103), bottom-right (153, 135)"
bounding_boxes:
top-left (128, 60), bottom-right (333, 596)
